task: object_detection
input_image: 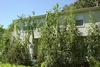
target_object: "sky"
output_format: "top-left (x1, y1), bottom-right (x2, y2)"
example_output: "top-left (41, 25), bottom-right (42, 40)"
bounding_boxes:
top-left (0, 0), bottom-right (75, 28)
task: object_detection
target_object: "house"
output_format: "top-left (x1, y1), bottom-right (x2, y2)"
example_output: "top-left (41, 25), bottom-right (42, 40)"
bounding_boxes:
top-left (10, 6), bottom-right (100, 59)
top-left (11, 6), bottom-right (100, 37)
top-left (73, 6), bottom-right (100, 36)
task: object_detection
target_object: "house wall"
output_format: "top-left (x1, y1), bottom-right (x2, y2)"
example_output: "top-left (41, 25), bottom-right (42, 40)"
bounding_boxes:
top-left (75, 10), bottom-right (100, 36)
top-left (12, 9), bottom-right (100, 38)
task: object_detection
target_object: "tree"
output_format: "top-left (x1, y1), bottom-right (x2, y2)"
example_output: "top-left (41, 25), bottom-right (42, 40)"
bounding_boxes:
top-left (38, 4), bottom-right (62, 67)
top-left (0, 16), bottom-right (33, 66)
top-left (38, 4), bottom-right (86, 67)
top-left (0, 25), bottom-right (4, 42)
top-left (73, 0), bottom-right (100, 9)
top-left (86, 12), bottom-right (100, 67)
top-left (0, 25), bottom-right (5, 62)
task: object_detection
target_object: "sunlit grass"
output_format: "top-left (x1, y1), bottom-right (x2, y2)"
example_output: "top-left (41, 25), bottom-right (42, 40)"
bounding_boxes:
top-left (0, 63), bottom-right (30, 67)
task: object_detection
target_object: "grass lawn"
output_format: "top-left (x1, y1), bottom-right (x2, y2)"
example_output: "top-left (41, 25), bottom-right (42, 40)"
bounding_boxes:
top-left (0, 63), bottom-right (30, 67)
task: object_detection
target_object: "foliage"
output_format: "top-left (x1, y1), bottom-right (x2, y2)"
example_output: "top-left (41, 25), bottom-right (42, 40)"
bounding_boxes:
top-left (0, 3), bottom-right (100, 67)
top-left (38, 4), bottom-right (83, 67)
top-left (73, 0), bottom-right (100, 9)
top-left (38, 4), bottom-right (100, 67)
top-left (86, 12), bottom-right (100, 67)
top-left (0, 16), bottom-right (33, 66)
top-left (0, 25), bottom-right (5, 44)
top-left (63, 0), bottom-right (100, 10)
top-left (0, 30), bottom-right (32, 66)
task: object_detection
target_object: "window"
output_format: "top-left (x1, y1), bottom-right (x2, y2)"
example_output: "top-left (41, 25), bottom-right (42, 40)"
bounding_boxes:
top-left (75, 14), bottom-right (84, 27)
top-left (76, 20), bottom-right (84, 26)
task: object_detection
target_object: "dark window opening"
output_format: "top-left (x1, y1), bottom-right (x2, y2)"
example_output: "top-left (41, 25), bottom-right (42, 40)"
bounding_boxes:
top-left (76, 20), bottom-right (83, 26)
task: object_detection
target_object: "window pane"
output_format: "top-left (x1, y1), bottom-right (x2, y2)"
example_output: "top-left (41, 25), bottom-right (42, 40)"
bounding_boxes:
top-left (76, 20), bottom-right (83, 26)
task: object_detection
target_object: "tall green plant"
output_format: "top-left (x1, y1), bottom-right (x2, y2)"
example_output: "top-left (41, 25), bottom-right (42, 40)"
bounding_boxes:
top-left (38, 5), bottom-right (84, 67)
top-left (38, 4), bottom-right (61, 67)
top-left (87, 12), bottom-right (100, 67)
